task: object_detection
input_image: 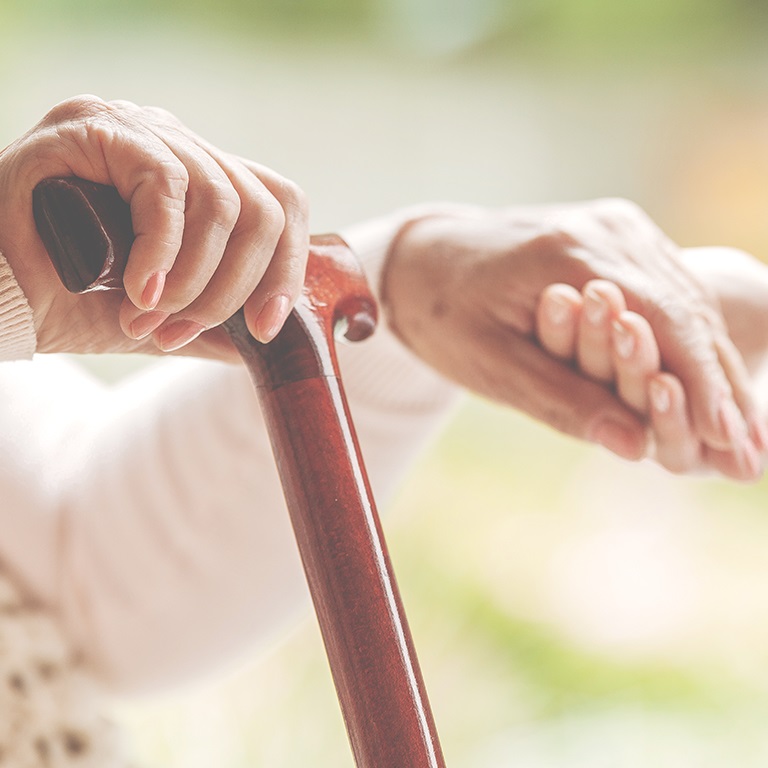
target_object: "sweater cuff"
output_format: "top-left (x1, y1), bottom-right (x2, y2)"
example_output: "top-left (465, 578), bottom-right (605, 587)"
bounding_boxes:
top-left (0, 252), bottom-right (37, 361)
top-left (338, 207), bottom-right (464, 415)
top-left (340, 203), bottom-right (480, 302)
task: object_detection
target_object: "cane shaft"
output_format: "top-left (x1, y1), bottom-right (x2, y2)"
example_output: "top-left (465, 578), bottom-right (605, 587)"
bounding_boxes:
top-left (34, 177), bottom-right (446, 768)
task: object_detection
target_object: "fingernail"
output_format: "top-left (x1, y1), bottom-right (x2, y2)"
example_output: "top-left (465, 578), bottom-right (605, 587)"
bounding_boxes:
top-left (719, 398), bottom-right (748, 445)
top-left (649, 379), bottom-right (671, 414)
top-left (157, 319), bottom-right (207, 351)
top-left (744, 439), bottom-right (763, 481)
top-left (545, 293), bottom-right (571, 326)
top-left (590, 417), bottom-right (646, 460)
top-left (129, 311), bottom-right (169, 340)
top-left (748, 418), bottom-right (768, 454)
top-left (255, 295), bottom-right (291, 343)
top-left (719, 398), bottom-right (754, 477)
top-left (583, 287), bottom-right (607, 325)
top-left (612, 319), bottom-right (635, 360)
top-left (142, 271), bottom-right (166, 310)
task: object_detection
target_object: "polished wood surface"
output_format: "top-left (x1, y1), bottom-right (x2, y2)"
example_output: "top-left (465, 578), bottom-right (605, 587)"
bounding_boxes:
top-left (33, 177), bottom-right (446, 768)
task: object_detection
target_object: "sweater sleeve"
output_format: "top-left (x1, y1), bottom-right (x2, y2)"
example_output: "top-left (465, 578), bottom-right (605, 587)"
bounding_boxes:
top-left (0, 252), bottom-right (37, 360)
top-left (0, 213), bottom-right (458, 694)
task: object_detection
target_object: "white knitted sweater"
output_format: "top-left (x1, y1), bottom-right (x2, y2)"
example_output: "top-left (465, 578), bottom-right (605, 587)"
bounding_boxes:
top-left (0, 213), bottom-right (457, 763)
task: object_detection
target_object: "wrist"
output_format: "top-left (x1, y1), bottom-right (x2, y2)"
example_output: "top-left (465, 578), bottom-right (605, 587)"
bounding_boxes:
top-left (0, 197), bottom-right (57, 342)
top-left (680, 247), bottom-right (768, 374)
top-left (381, 205), bottom-right (485, 348)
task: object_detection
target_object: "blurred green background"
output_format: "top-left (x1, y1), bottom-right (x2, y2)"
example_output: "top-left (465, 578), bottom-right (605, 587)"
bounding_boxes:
top-left (4, 1), bottom-right (768, 765)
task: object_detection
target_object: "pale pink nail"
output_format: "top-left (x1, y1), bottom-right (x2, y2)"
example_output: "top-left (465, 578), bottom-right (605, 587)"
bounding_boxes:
top-left (649, 379), bottom-right (670, 414)
top-left (129, 311), bottom-right (169, 340)
top-left (612, 319), bottom-right (635, 360)
top-left (157, 319), bottom-right (207, 351)
top-left (749, 418), bottom-right (768, 454)
top-left (719, 398), bottom-right (754, 478)
top-left (719, 398), bottom-right (748, 445)
top-left (142, 271), bottom-right (166, 310)
top-left (744, 439), bottom-right (763, 481)
top-left (255, 295), bottom-right (291, 343)
top-left (545, 293), bottom-right (571, 326)
top-left (584, 287), bottom-right (608, 325)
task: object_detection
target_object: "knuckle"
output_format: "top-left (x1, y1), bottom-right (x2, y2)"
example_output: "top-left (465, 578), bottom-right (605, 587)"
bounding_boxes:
top-left (105, 98), bottom-right (141, 114)
top-left (646, 291), bottom-right (723, 353)
top-left (42, 94), bottom-right (107, 126)
top-left (82, 116), bottom-right (118, 148)
top-left (143, 104), bottom-right (179, 124)
top-left (205, 184), bottom-right (242, 231)
top-left (155, 161), bottom-right (190, 204)
top-left (525, 229), bottom-right (592, 283)
top-left (526, 229), bottom-right (579, 257)
top-left (72, 99), bottom-right (140, 148)
top-left (278, 178), bottom-right (310, 219)
top-left (644, 290), bottom-right (690, 330)
top-left (256, 198), bottom-right (287, 241)
top-left (131, 161), bottom-right (189, 230)
top-left (590, 197), bottom-right (662, 238)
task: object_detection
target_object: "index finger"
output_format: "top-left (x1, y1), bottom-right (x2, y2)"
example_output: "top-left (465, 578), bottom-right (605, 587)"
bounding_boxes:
top-left (65, 110), bottom-right (190, 309)
top-left (22, 95), bottom-right (190, 311)
top-left (120, 157), bottom-right (189, 310)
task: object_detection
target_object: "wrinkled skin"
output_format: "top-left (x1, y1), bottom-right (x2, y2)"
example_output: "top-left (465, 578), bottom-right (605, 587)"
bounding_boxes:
top-left (0, 95), bottom-right (310, 359)
top-left (382, 200), bottom-right (762, 470)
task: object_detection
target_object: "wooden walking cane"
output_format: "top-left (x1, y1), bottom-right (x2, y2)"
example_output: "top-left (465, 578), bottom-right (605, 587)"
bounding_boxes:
top-left (33, 177), bottom-right (446, 768)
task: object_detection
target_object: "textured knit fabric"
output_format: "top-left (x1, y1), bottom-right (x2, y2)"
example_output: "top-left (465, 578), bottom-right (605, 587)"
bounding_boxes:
top-left (0, 251), bottom-right (36, 361)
